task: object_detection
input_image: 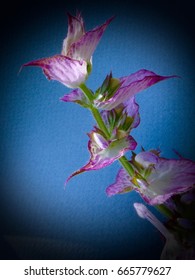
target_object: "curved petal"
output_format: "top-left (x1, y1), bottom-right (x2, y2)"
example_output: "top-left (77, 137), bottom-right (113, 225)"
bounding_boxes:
top-left (123, 96), bottom-right (140, 129)
top-left (67, 17), bottom-right (113, 61)
top-left (95, 69), bottom-right (177, 110)
top-left (134, 203), bottom-right (171, 237)
top-left (60, 88), bottom-right (89, 107)
top-left (106, 151), bottom-right (195, 206)
top-left (106, 168), bottom-right (134, 196)
top-left (144, 158), bottom-right (195, 205)
top-left (135, 151), bottom-right (159, 168)
top-left (62, 13), bottom-right (85, 55)
top-left (66, 133), bottom-right (137, 184)
top-left (23, 55), bottom-right (88, 89)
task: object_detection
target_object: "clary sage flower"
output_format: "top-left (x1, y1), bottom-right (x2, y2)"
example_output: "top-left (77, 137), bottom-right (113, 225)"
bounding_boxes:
top-left (23, 13), bottom-right (112, 88)
top-left (65, 96), bottom-right (140, 183)
top-left (94, 69), bottom-right (176, 110)
top-left (66, 127), bottom-right (137, 184)
top-left (61, 69), bottom-right (176, 109)
top-left (106, 150), bottom-right (195, 205)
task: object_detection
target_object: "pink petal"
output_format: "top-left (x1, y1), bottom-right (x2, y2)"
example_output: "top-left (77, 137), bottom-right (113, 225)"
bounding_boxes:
top-left (135, 151), bottom-right (159, 168)
top-left (133, 203), bottom-right (170, 236)
top-left (62, 13), bottom-right (85, 56)
top-left (123, 96), bottom-right (140, 129)
top-left (145, 158), bottom-right (195, 205)
top-left (95, 69), bottom-right (177, 110)
top-left (60, 88), bottom-right (89, 107)
top-left (23, 55), bottom-right (88, 88)
top-left (67, 17), bottom-right (113, 61)
top-left (106, 152), bottom-right (195, 206)
top-left (106, 168), bottom-right (134, 196)
top-left (65, 133), bottom-right (137, 184)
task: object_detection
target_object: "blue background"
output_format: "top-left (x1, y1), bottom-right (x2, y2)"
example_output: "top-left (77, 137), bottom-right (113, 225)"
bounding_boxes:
top-left (1, 0), bottom-right (195, 259)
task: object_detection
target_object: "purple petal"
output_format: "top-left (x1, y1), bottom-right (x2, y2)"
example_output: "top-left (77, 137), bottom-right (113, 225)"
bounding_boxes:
top-left (133, 203), bottom-right (170, 236)
top-left (123, 96), bottom-right (140, 129)
top-left (23, 55), bottom-right (88, 88)
top-left (142, 158), bottom-right (195, 205)
top-left (135, 151), bottom-right (159, 168)
top-left (92, 132), bottom-right (109, 149)
top-left (67, 17), bottom-right (113, 61)
top-left (133, 202), bottom-right (176, 247)
top-left (60, 88), bottom-right (89, 107)
top-left (66, 133), bottom-right (137, 184)
top-left (106, 168), bottom-right (134, 196)
top-left (106, 151), bottom-right (195, 205)
top-left (95, 69), bottom-right (177, 110)
top-left (62, 13), bottom-right (85, 56)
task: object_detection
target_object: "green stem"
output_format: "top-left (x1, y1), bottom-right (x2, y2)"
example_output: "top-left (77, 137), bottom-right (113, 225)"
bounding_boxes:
top-left (155, 204), bottom-right (174, 219)
top-left (79, 83), bottom-right (135, 178)
top-left (79, 83), bottom-right (94, 102)
top-left (119, 156), bottom-right (134, 177)
top-left (91, 107), bottom-right (110, 139)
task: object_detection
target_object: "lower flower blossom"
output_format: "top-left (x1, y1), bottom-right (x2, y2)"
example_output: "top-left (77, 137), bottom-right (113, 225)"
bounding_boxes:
top-left (66, 127), bottom-right (137, 184)
top-left (65, 95), bottom-right (140, 184)
top-left (133, 203), bottom-right (195, 259)
top-left (106, 151), bottom-right (195, 205)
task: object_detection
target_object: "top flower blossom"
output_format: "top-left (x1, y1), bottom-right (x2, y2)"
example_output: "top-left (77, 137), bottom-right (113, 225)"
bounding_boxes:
top-left (23, 13), bottom-right (113, 88)
top-left (94, 70), bottom-right (177, 110)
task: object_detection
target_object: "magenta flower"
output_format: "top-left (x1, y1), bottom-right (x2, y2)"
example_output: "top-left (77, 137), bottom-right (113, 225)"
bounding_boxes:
top-left (61, 89), bottom-right (140, 128)
top-left (23, 13), bottom-right (112, 88)
top-left (60, 69), bottom-right (176, 108)
top-left (106, 151), bottom-right (195, 205)
top-left (66, 127), bottom-right (137, 184)
top-left (65, 95), bottom-right (140, 184)
top-left (61, 13), bottom-right (113, 62)
top-left (94, 69), bottom-right (176, 110)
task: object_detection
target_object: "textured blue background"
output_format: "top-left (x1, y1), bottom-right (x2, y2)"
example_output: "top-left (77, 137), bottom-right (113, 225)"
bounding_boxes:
top-left (1, 0), bottom-right (195, 259)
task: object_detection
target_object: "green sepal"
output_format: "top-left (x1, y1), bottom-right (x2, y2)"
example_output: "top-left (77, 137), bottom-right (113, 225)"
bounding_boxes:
top-left (87, 62), bottom-right (92, 75)
top-left (106, 77), bottom-right (121, 99)
top-left (119, 186), bottom-right (133, 194)
top-left (94, 73), bottom-right (121, 101)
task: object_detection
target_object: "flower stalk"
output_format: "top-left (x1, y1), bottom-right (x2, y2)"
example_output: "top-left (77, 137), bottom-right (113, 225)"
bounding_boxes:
top-left (79, 83), bottom-right (135, 177)
top-left (119, 156), bottom-right (135, 177)
top-left (79, 83), bottom-right (94, 102)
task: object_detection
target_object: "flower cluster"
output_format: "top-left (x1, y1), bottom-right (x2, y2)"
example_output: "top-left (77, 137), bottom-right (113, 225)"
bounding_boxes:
top-left (23, 12), bottom-right (195, 259)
